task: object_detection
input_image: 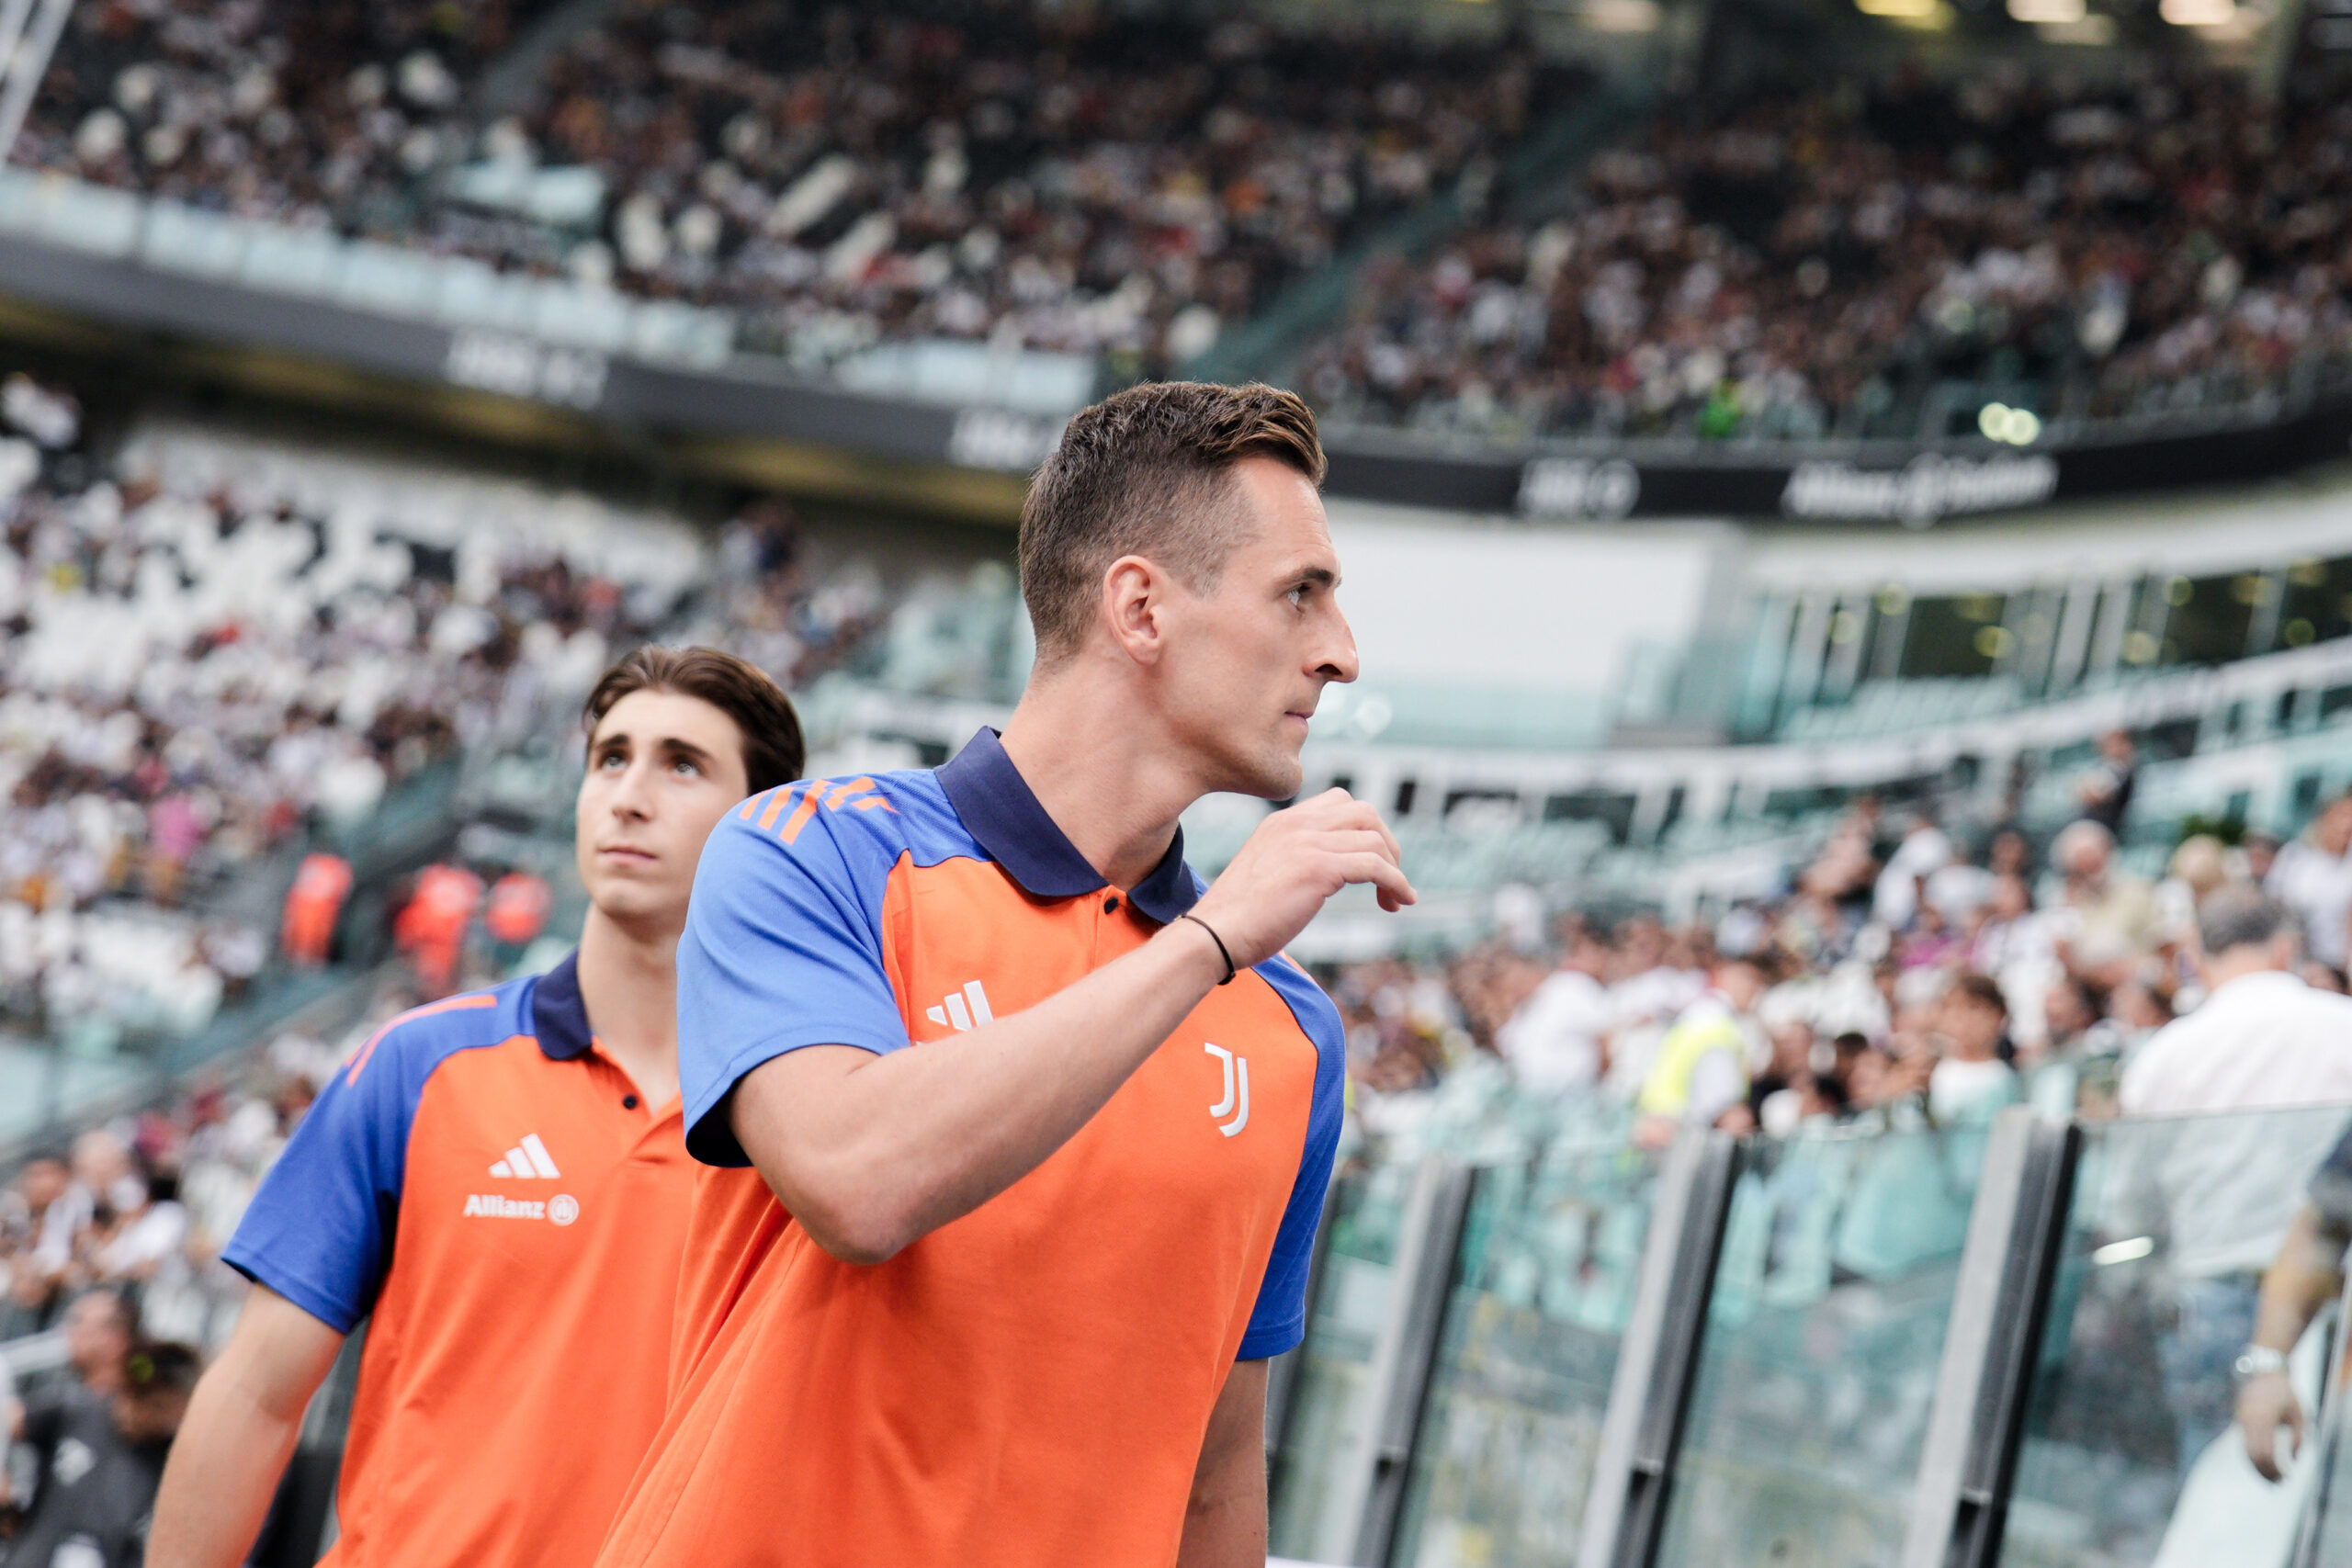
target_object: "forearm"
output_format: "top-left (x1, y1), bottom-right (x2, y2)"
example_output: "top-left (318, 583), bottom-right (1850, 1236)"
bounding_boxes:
top-left (737, 918), bottom-right (1227, 1261)
top-left (2253, 1207), bottom-right (2347, 1352)
top-left (1177, 1359), bottom-right (1270, 1568)
top-left (150, 1287), bottom-right (343, 1568)
top-left (147, 1369), bottom-right (309, 1568)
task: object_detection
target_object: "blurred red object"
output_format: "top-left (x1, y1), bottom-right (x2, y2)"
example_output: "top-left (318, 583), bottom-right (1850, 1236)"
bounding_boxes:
top-left (395, 863), bottom-right (484, 995)
top-left (486, 871), bottom-right (552, 948)
top-left (281, 852), bottom-right (354, 966)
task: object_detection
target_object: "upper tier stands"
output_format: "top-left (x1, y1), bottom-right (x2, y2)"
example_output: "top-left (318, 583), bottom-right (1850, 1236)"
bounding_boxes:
top-left (13, 0), bottom-right (1586, 376)
top-left (1298, 69), bottom-right (2352, 442)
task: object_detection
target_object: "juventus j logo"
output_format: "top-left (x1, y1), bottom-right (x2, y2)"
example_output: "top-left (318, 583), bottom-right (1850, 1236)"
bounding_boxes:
top-left (1203, 1043), bottom-right (1250, 1137)
top-left (926, 980), bottom-right (995, 1032)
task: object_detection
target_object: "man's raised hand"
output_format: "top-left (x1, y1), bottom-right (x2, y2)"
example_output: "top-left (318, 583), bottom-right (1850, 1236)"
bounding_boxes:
top-left (1188, 790), bottom-right (1415, 970)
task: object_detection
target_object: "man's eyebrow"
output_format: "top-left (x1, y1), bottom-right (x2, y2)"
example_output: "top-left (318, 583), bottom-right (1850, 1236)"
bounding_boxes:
top-left (654, 736), bottom-right (718, 762)
top-left (1290, 565), bottom-right (1339, 588)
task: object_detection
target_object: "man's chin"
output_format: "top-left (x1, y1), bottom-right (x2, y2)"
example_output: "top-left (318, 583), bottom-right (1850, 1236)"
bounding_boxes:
top-left (1234, 752), bottom-right (1306, 803)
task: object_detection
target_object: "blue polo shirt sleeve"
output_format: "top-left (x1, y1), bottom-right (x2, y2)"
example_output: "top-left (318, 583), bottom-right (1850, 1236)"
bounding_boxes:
top-left (1238, 957), bottom-right (1349, 1360)
top-left (681, 784), bottom-right (913, 1168)
top-left (2312, 1122), bottom-right (2352, 1234)
top-left (221, 1021), bottom-right (428, 1335)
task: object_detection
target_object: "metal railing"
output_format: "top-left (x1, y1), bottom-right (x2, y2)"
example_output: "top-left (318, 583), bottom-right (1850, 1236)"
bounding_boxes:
top-left (1269, 1103), bottom-right (2352, 1568)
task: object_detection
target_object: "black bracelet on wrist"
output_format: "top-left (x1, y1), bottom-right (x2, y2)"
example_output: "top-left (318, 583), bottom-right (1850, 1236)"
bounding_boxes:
top-left (1181, 913), bottom-right (1238, 985)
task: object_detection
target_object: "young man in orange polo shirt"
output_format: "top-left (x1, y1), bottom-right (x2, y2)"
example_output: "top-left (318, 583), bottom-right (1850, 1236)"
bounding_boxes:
top-left (148, 647), bottom-right (804, 1568)
top-left (594, 383), bottom-right (1415, 1568)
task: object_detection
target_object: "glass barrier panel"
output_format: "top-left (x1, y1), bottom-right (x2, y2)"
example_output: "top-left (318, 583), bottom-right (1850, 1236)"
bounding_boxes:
top-left (1656, 1120), bottom-right (1990, 1568)
top-left (2313, 1339), bottom-right (2352, 1568)
top-left (2002, 1103), bottom-right (2352, 1568)
top-left (1387, 1108), bottom-right (1660, 1568)
top-left (1270, 1156), bottom-right (1419, 1562)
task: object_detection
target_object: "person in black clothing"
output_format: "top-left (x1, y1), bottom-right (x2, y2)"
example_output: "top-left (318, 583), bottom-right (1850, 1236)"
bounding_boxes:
top-left (2076, 728), bottom-right (2138, 834)
top-left (4, 1341), bottom-right (198, 1568)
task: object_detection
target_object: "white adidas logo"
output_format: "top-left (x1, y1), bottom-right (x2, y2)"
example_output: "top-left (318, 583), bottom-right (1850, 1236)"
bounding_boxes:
top-left (489, 1133), bottom-right (561, 1179)
top-left (925, 980), bottom-right (995, 1033)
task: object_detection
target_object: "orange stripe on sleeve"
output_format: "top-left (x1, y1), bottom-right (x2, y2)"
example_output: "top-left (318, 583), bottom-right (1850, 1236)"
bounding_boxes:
top-left (736, 791), bottom-right (768, 821)
top-left (757, 784), bottom-right (800, 831)
top-left (824, 778), bottom-right (876, 809)
top-left (346, 993), bottom-right (500, 1084)
top-left (777, 788), bottom-right (824, 845)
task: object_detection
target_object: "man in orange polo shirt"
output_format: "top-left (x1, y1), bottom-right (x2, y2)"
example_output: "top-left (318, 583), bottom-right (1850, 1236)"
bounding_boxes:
top-left (594, 383), bottom-right (1414, 1568)
top-left (147, 647), bottom-right (804, 1568)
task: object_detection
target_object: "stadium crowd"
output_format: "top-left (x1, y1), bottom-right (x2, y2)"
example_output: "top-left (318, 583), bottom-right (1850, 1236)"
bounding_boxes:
top-left (0, 377), bottom-right (685, 1050)
top-left (15, 0), bottom-right (559, 237)
top-left (1300, 68), bottom-right (2352, 442)
top-left (16, 0), bottom-right (1578, 374)
top-left (1336, 773), bottom-right (2352, 1165)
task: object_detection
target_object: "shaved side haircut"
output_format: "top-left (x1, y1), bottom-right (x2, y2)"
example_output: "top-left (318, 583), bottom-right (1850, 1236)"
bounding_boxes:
top-left (1019, 381), bottom-right (1327, 665)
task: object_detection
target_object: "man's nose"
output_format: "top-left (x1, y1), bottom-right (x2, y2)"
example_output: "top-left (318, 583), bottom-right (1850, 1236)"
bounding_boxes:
top-left (1317, 612), bottom-right (1361, 684)
top-left (607, 761), bottom-right (654, 816)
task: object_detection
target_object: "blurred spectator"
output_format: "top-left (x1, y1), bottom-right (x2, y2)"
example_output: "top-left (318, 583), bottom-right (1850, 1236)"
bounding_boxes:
top-left (484, 868), bottom-right (553, 971)
top-left (2116, 888), bottom-right (2352, 1472)
top-left (2076, 728), bottom-right (2139, 835)
top-left (1493, 926), bottom-right (1610, 1098)
top-left (2120, 889), bottom-right (2352, 1115)
top-left (3, 1337), bottom-right (200, 1568)
top-left (2264, 791), bottom-right (2352, 976)
top-left (278, 852), bottom-right (353, 968)
top-left (58, 1290), bottom-right (136, 1401)
top-left (1635, 948), bottom-right (1777, 1145)
top-left (393, 863), bottom-right (485, 996)
top-left (2050, 819), bottom-right (2161, 990)
top-left (1928, 974), bottom-right (2018, 1127)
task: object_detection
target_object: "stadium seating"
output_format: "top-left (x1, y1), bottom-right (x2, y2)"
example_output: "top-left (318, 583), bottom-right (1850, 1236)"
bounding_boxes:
top-left (1295, 71), bottom-right (2352, 442)
top-left (15, 0), bottom-right (1590, 378)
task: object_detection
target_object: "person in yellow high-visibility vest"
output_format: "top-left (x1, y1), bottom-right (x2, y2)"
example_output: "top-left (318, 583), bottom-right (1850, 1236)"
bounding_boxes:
top-left (1635, 948), bottom-right (1781, 1146)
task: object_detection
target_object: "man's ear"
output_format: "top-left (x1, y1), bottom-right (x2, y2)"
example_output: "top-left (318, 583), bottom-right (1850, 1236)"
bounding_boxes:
top-left (1101, 554), bottom-right (1167, 666)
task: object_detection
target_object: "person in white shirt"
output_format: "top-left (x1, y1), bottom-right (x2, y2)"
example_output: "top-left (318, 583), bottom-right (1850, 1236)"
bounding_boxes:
top-left (2115, 886), bottom-right (2352, 1477)
top-left (1496, 930), bottom-right (1611, 1097)
top-left (2264, 792), bottom-right (2352, 975)
top-left (1928, 974), bottom-right (2020, 1127)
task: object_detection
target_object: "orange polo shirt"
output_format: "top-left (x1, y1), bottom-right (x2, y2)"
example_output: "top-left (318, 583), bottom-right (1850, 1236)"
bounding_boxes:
top-left (223, 953), bottom-right (695, 1568)
top-left (593, 727), bottom-right (1346, 1568)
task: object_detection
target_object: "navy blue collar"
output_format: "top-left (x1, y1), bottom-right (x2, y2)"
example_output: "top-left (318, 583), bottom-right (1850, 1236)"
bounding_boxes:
top-left (935, 728), bottom-right (1200, 925)
top-left (531, 950), bottom-right (594, 1061)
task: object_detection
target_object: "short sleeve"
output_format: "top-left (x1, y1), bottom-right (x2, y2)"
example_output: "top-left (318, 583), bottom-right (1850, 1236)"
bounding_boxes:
top-left (679, 793), bottom-right (913, 1167)
top-left (2312, 1124), bottom-right (2352, 1235)
top-left (220, 1032), bottom-right (421, 1335)
top-left (1238, 959), bottom-right (1348, 1360)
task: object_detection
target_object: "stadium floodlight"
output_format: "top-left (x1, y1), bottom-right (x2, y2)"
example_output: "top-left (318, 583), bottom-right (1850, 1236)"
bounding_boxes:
top-left (2159, 0), bottom-right (2236, 22)
top-left (1978, 403), bottom-right (2043, 446)
top-left (2007, 0), bottom-right (2086, 21)
top-left (1855, 0), bottom-right (1943, 18)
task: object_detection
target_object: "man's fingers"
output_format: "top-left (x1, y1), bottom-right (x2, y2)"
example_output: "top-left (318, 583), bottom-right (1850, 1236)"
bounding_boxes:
top-left (1315, 829), bottom-right (1402, 863)
top-left (1334, 852), bottom-right (1417, 906)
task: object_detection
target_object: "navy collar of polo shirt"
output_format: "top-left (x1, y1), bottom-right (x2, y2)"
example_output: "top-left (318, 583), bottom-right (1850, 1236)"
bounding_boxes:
top-left (936, 727), bottom-right (1201, 925)
top-left (531, 950), bottom-right (594, 1061)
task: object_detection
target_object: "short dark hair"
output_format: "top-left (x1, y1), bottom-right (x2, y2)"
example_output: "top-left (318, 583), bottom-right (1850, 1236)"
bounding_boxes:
top-left (582, 646), bottom-right (806, 795)
top-left (1019, 381), bottom-right (1326, 663)
top-left (123, 1339), bottom-right (201, 1398)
